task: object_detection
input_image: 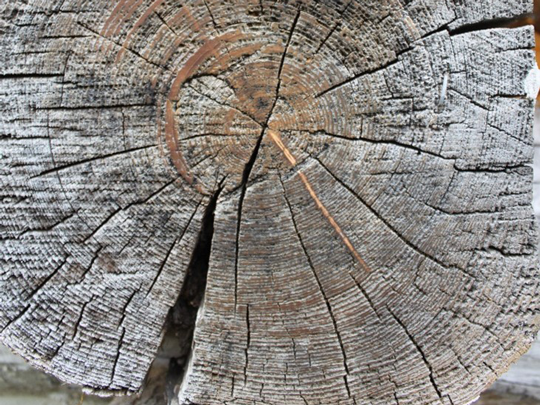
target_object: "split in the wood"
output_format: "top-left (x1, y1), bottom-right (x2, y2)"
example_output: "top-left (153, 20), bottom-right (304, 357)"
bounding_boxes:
top-left (158, 181), bottom-right (223, 401)
top-left (449, 14), bottom-right (536, 36)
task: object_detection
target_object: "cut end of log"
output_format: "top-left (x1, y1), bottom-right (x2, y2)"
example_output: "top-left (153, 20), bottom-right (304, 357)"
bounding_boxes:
top-left (1, 1), bottom-right (539, 404)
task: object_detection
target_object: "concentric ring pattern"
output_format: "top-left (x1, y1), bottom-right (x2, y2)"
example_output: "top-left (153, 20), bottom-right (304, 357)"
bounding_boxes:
top-left (0, 1), bottom-right (539, 404)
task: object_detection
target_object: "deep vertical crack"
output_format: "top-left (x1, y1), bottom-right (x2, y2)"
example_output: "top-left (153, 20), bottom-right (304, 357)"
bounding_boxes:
top-left (146, 8), bottom-right (303, 396)
top-left (158, 183), bottom-right (224, 403)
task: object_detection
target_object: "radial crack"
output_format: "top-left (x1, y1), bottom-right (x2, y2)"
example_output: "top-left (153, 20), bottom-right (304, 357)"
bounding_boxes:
top-left (280, 177), bottom-right (352, 395)
top-left (278, 9), bottom-right (301, 80)
top-left (110, 327), bottom-right (127, 387)
top-left (449, 14), bottom-right (534, 36)
top-left (160, 182), bottom-right (224, 402)
top-left (387, 307), bottom-right (443, 401)
top-left (77, 22), bottom-right (174, 73)
top-left (202, 0), bottom-right (219, 31)
top-left (186, 82), bottom-right (262, 126)
top-left (316, 59), bottom-right (400, 98)
top-left (1, 258), bottom-right (68, 334)
top-left (244, 304), bottom-right (251, 382)
top-left (297, 129), bottom-right (451, 161)
top-left (146, 198), bottom-right (203, 296)
top-left (33, 144), bottom-right (158, 178)
top-left (349, 274), bottom-right (380, 320)
top-left (313, 156), bottom-right (473, 279)
top-left (314, 0), bottom-right (353, 54)
top-left (0, 73), bottom-right (63, 80)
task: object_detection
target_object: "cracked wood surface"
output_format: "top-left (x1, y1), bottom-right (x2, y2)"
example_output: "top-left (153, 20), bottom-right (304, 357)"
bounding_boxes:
top-left (0, 1), bottom-right (539, 404)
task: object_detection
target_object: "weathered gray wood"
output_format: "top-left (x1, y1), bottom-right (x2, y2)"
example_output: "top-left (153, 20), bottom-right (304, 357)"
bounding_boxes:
top-left (488, 108), bottom-right (540, 402)
top-left (0, 1), bottom-right (539, 404)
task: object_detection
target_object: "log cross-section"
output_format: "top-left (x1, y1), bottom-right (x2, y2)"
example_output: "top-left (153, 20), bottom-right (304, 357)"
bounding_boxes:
top-left (1, 1), bottom-right (540, 404)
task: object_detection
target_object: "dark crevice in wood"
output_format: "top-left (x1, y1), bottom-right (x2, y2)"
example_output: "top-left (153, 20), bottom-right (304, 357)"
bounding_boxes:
top-left (181, 132), bottom-right (244, 142)
top-left (295, 128), bottom-right (451, 160)
top-left (0, 73), bottom-right (63, 80)
top-left (315, 21), bottom-right (341, 54)
top-left (244, 304), bottom-right (251, 383)
top-left (278, 9), bottom-right (301, 80)
top-left (78, 246), bottom-right (103, 281)
top-left (449, 88), bottom-right (489, 111)
top-left (117, 290), bottom-right (137, 328)
top-left (146, 199), bottom-right (203, 297)
top-left (315, 58), bottom-right (400, 98)
top-left (72, 295), bottom-right (94, 340)
top-left (160, 182), bottom-right (223, 402)
top-left (349, 274), bottom-right (380, 320)
top-left (17, 208), bottom-right (79, 238)
top-left (314, 0), bottom-right (353, 55)
top-left (202, 0), bottom-right (219, 31)
top-left (55, 51), bottom-right (72, 109)
top-left (0, 305), bottom-right (30, 335)
top-left (153, 11), bottom-right (179, 36)
top-left (234, 130), bottom-right (265, 306)
top-left (110, 178), bottom-right (178, 218)
top-left (0, 134), bottom-right (50, 140)
top-left (33, 144), bottom-right (158, 178)
top-left (40, 34), bottom-right (90, 39)
top-left (312, 156), bottom-right (475, 280)
top-left (454, 164), bottom-right (528, 174)
top-left (449, 14), bottom-right (534, 36)
top-left (401, 183), bottom-right (507, 218)
top-left (76, 22), bottom-right (175, 73)
top-left (110, 327), bottom-right (127, 387)
top-left (0, 256), bottom-right (67, 333)
top-left (129, 179), bottom-right (178, 207)
top-left (191, 147), bottom-right (227, 170)
top-left (186, 82), bottom-right (261, 126)
top-left (484, 245), bottom-right (534, 258)
top-left (44, 114), bottom-right (84, 226)
top-left (82, 207), bottom-right (122, 244)
top-left (26, 258), bottom-right (68, 305)
top-left (37, 103), bottom-right (154, 111)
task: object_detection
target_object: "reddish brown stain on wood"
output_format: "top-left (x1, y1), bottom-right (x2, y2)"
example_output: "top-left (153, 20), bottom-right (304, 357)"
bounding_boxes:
top-left (165, 99), bottom-right (194, 186)
top-left (116, 0), bottom-right (166, 62)
top-left (168, 32), bottom-right (243, 101)
top-left (268, 130), bottom-right (370, 272)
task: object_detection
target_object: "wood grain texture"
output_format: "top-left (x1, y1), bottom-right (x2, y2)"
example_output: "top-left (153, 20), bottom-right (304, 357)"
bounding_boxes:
top-left (0, 1), bottom-right (539, 404)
